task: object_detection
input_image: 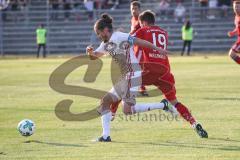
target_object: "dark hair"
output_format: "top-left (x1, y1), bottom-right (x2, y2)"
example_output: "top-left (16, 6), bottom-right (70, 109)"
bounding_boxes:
top-left (185, 20), bottom-right (191, 30)
top-left (139, 10), bottom-right (155, 25)
top-left (94, 13), bottom-right (113, 31)
top-left (131, 1), bottom-right (141, 8)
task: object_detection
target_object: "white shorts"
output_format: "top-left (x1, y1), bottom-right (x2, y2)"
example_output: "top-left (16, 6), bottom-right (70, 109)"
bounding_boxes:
top-left (109, 71), bottom-right (142, 105)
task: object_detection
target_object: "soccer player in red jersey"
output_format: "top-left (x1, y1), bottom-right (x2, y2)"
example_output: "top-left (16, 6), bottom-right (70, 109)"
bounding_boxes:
top-left (228, 0), bottom-right (240, 64)
top-left (98, 11), bottom-right (208, 142)
top-left (135, 10), bottom-right (208, 138)
top-left (130, 1), bottom-right (141, 35)
top-left (130, 1), bottom-right (148, 96)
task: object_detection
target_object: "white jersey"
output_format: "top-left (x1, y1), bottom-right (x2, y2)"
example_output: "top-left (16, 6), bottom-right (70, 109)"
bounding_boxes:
top-left (95, 31), bottom-right (142, 105)
top-left (95, 31), bottom-right (141, 76)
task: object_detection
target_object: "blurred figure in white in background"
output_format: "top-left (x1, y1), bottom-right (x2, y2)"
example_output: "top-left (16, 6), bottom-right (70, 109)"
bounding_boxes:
top-left (156, 0), bottom-right (170, 20)
top-left (207, 0), bottom-right (217, 20)
top-left (174, 2), bottom-right (186, 23)
top-left (84, 0), bottom-right (93, 21)
top-left (111, 0), bottom-right (119, 10)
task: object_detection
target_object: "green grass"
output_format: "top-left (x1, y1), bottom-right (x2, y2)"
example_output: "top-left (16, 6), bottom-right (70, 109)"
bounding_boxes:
top-left (0, 55), bottom-right (240, 160)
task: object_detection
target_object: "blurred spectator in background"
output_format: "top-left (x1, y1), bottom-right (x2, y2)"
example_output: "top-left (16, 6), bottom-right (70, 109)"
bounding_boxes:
top-left (95, 0), bottom-right (107, 9)
top-left (73, 0), bottom-right (81, 22)
top-left (19, 0), bottom-right (28, 22)
top-left (11, 0), bottom-right (18, 22)
top-left (156, 0), bottom-right (170, 20)
top-left (1, 0), bottom-right (9, 21)
top-left (199, 0), bottom-right (208, 19)
top-left (110, 0), bottom-right (120, 10)
top-left (181, 20), bottom-right (193, 56)
top-left (218, 0), bottom-right (232, 17)
top-left (207, 0), bottom-right (217, 20)
top-left (49, 0), bottom-right (59, 20)
top-left (36, 24), bottom-right (47, 58)
top-left (174, 2), bottom-right (186, 23)
top-left (2, 8), bottom-right (8, 21)
top-left (94, 0), bottom-right (101, 9)
top-left (84, 0), bottom-right (94, 21)
top-left (63, 0), bottom-right (72, 21)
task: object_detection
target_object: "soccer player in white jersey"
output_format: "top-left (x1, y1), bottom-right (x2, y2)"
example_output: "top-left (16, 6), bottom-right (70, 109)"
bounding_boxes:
top-left (86, 13), bottom-right (177, 142)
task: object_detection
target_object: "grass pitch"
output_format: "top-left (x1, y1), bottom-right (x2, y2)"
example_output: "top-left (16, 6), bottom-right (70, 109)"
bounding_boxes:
top-left (0, 55), bottom-right (240, 160)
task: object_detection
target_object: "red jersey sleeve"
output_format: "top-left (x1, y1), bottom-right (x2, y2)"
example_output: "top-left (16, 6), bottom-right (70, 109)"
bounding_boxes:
top-left (130, 17), bottom-right (141, 35)
top-left (133, 27), bottom-right (145, 39)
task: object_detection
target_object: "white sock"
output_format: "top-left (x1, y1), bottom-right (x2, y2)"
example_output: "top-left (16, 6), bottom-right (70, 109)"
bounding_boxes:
top-left (101, 112), bottom-right (112, 139)
top-left (133, 102), bottom-right (165, 113)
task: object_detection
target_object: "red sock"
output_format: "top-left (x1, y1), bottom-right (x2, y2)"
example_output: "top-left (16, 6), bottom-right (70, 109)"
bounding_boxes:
top-left (110, 100), bottom-right (121, 113)
top-left (231, 54), bottom-right (240, 64)
top-left (175, 103), bottom-right (196, 125)
top-left (139, 85), bottom-right (146, 92)
top-left (234, 55), bottom-right (240, 64)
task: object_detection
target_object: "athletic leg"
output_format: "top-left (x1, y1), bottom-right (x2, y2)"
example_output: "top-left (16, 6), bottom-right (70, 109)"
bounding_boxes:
top-left (169, 99), bottom-right (208, 138)
top-left (110, 100), bottom-right (121, 121)
top-left (155, 71), bottom-right (208, 138)
top-left (181, 40), bottom-right (187, 56)
top-left (187, 41), bottom-right (192, 56)
top-left (43, 44), bottom-right (46, 58)
top-left (98, 82), bottom-right (122, 142)
top-left (139, 85), bottom-right (148, 96)
top-left (37, 44), bottom-right (41, 58)
top-left (229, 49), bottom-right (240, 64)
top-left (169, 99), bottom-right (196, 125)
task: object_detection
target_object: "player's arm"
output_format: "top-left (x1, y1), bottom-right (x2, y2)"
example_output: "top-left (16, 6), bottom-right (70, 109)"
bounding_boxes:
top-left (228, 28), bottom-right (238, 37)
top-left (86, 45), bottom-right (105, 60)
top-left (132, 37), bottom-right (169, 55)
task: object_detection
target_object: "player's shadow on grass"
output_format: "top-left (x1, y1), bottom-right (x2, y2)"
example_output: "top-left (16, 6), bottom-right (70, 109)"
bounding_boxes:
top-left (113, 140), bottom-right (240, 152)
top-left (24, 140), bottom-right (86, 148)
top-left (203, 97), bottom-right (240, 101)
top-left (0, 152), bottom-right (7, 156)
top-left (209, 137), bottom-right (240, 143)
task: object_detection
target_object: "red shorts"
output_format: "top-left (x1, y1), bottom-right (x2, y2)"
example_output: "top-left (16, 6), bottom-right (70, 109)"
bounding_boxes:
top-left (232, 41), bottom-right (240, 53)
top-left (141, 63), bottom-right (176, 101)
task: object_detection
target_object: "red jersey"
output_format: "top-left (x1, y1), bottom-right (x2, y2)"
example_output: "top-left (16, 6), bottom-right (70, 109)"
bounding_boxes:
top-left (130, 16), bottom-right (141, 35)
top-left (229, 15), bottom-right (240, 42)
top-left (134, 25), bottom-right (170, 69)
top-left (230, 15), bottom-right (240, 52)
top-left (135, 26), bottom-right (176, 101)
top-left (235, 15), bottom-right (240, 42)
top-left (130, 16), bottom-right (142, 62)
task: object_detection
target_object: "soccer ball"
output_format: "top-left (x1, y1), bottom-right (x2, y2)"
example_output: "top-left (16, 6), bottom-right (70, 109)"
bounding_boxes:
top-left (17, 119), bottom-right (36, 136)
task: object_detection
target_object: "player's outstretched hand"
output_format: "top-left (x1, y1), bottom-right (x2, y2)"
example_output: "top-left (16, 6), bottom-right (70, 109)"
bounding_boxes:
top-left (86, 45), bottom-right (94, 55)
top-left (86, 45), bottom-right (96, 60)
top-left (228, 31), bottom-right (233, 37)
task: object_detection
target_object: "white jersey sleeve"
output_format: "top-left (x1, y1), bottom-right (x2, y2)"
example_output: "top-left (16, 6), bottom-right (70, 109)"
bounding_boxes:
top-left (110, 32), bottom-right (135, 46)
top-left (95, 42), bottom-right (105, 52)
